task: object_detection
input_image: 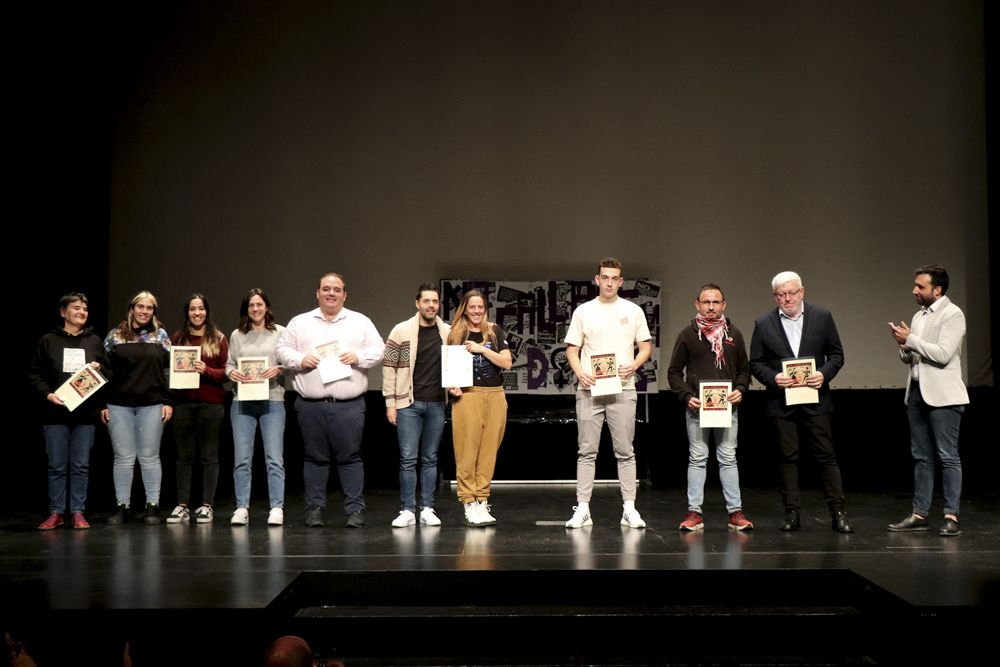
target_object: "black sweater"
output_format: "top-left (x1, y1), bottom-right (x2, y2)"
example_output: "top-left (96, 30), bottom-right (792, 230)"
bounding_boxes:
top-left (667, 318), bottom-right (750, 406)
top-left (28, 327), bottom-right (108, 424)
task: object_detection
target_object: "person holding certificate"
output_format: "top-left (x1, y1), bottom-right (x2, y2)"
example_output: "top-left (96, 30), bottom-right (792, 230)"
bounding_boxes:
top-left (29, 292), bottom-right (107, 530)
top-left (564, 258), bottom-right (653, 530)
top-left (446, 289), bottom-right (512, 526)
top-left (226, 288), bottom-right (287, 527)
top-left (276, 272), bottom-right (385, 529)
top-left (749, 271), bottom-right (852, 533)
top-left (383, 283), bottom-right (450, 528)
top-left (166, 293), bottom-right (229, 525)
top-left (667, 284), bottom-right (753, 532)
top-left (102, 290), bottom-right (172, 525)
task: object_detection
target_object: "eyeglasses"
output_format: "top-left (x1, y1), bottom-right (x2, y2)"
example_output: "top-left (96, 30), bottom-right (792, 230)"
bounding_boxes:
top-left (773, 288), bottom-right (802, 300)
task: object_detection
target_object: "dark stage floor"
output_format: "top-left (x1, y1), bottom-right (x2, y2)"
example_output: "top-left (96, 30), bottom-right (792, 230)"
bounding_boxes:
top-left (2, 485), bottom-right (997, 665)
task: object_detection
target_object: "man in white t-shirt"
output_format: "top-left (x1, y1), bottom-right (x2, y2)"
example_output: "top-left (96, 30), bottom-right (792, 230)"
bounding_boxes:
top-left (564, 258), bottom-right (653, 529)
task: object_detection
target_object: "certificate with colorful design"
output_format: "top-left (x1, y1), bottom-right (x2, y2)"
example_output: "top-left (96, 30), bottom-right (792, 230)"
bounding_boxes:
top-left (699, 381), bottom-right (732, 428)
top-left (237, 356), bottom-right (269, 401)
top-left (782, 357), bottom-right (818, 405)
top-left (169, 346), bottom-right (201, 389)
top-left (589, 353), bottom-right (622, 396)
top-left (55, 364), bottom-right (107, 412)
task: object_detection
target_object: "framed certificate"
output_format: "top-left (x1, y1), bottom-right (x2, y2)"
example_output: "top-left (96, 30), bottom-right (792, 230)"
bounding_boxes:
top-left (589, 353), bottom-right (622, 397)
top-left (169, 346), bottom-right (201, 389)
top-left (236, 356), bottom-right (269, 401)
top-left (314, 340), bottom-right (351, 384)
top-left (782, 357), bottom-right (819, 405)
top-left (55, 364), bottom-right (107, 412)
top-left (699, 381), bottom-right (732, 428)
top-left (441, 345), bottom-right (473, 387)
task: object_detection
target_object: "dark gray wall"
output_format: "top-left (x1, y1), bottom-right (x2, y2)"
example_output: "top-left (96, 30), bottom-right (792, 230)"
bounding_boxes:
top-left (108, 0), bottom-right (991, 388)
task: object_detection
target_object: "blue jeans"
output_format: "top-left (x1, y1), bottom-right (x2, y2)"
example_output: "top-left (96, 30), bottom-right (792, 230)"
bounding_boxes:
top-left (107, 404), bottom-right (164, 507)
top-left (396, 401), bottom-right (445, 511)
top-left (231, 400), bottom-right (286, 509)
top-left (685, 408), bottom-right (742, 514)
top-left (43, 424), bottom-right (95, 514)
top-left (907, 382), bottom-right (964, 516)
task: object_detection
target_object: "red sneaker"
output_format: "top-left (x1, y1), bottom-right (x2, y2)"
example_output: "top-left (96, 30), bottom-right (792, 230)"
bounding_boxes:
top-left (71, 512), bottom-right (91, 530)
top-left (728, 510), bottom-right (754, 531)
top-left (38, 513), bottom-right (64, 530)
top-left (679, 511), bottom-right (704, 531)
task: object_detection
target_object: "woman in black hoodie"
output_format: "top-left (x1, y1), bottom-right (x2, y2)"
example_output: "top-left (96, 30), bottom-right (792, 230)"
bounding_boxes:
top-left (29, 292), bottom-right (107, 530)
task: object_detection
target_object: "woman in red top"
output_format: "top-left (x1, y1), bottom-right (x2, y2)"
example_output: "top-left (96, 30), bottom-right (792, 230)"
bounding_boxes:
top-left (166, 293), bottom-right (229, 524)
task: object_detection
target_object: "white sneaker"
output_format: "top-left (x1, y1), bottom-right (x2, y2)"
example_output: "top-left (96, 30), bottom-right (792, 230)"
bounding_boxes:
top-left (565, 505), bottom-right (593, 528)
top-left (231, 508), bottom-right (249, 526)
top-left (621, 507), bottom-right (647, 529)
top-left (267, 507), bottom-right (284, 526)
top-left (392, 509), bottom-right (416, 528)
top-left (477, 500), bottom-right (497, 525)
top-left (464, 502), bottom-right (482, 526)
top-left (194, 504), bottom-right (214, 523)
top-left (166, 505), bottom-right (190, 524)
top-left (420, 507), bottom-right (442, 526)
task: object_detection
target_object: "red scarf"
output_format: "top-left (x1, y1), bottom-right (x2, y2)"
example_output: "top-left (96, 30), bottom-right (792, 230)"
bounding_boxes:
top-left (696, 315), bottom-right (729, 369)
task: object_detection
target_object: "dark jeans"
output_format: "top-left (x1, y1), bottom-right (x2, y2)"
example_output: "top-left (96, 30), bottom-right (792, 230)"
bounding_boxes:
top-left (294, 396), bottom-right (366, 514)
top-left (907, 382), bottom-right (963, 516)
top-left (774, 412), bottom-right (845, 512)
top-left (172, 402), bottom-right (224, 506)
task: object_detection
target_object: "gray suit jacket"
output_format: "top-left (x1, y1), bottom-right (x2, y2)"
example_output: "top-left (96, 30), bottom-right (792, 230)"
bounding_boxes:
top-left (901, 295), bottom-right (969, 407)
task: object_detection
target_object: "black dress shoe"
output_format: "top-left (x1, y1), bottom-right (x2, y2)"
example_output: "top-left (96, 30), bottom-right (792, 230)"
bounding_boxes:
top-left (939, 518), bottom-right (961, 536)
top-left (304, 506), bottom-right (324, 527)
top-left (780, 510), bottom-right (800, 531)
top-left (831, 510), bottom-right (853, 533)
top-left (888, 514), bottom-right (930, 532)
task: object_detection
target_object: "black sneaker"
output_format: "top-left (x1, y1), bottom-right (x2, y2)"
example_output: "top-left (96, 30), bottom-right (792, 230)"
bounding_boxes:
top-left (108, 504), bottom-right (130, 525)
top-left (345, 509), bottom-right (366, 528)
top-left (304, 506), bottom-right (324, 528)
top-left (144, 503), bottom-right (162, 525)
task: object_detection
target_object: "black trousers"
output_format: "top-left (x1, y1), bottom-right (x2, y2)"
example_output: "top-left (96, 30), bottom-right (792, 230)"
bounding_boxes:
top-left (773, 412), bottom-right (845, 512)
top-left (172, 402), bottom-right (224, 506)
top-left (294, 396), bottom-right (366, 514)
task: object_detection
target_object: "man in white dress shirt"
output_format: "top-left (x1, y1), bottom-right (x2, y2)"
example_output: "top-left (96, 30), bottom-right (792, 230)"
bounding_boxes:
top-left (276, 272), bottom-right (385, 528)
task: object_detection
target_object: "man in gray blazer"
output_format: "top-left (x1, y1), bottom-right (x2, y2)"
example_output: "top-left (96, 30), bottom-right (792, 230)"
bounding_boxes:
top-left (888, 265), bottom-right (968, 536)
top-left (750, 271), bottom-right (852, 533)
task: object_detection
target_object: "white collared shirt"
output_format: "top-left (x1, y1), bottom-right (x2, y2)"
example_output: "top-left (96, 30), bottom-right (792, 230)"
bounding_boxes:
top-left (779, 306), bottom-right (804, 357)
top-left (276, 307), bottom-right (385, 399)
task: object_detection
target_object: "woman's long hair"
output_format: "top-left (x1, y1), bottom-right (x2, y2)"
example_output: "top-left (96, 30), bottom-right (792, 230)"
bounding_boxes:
top-left (237, 288), bottom-right (276, 334)
top-left (116, 290), bottom-right (163, 341)
top-left (173, 292), bottom-right (223, 357)
top-left (447, 290), bottom-right (497, 347)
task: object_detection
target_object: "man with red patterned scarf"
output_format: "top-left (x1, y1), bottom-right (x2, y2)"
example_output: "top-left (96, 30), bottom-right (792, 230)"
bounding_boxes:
top-left (667, 284), bottom-right (754, 532)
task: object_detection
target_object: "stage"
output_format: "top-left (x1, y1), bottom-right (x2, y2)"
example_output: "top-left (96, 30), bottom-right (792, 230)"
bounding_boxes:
top-left (2, 485), bottom-right (996, 665)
